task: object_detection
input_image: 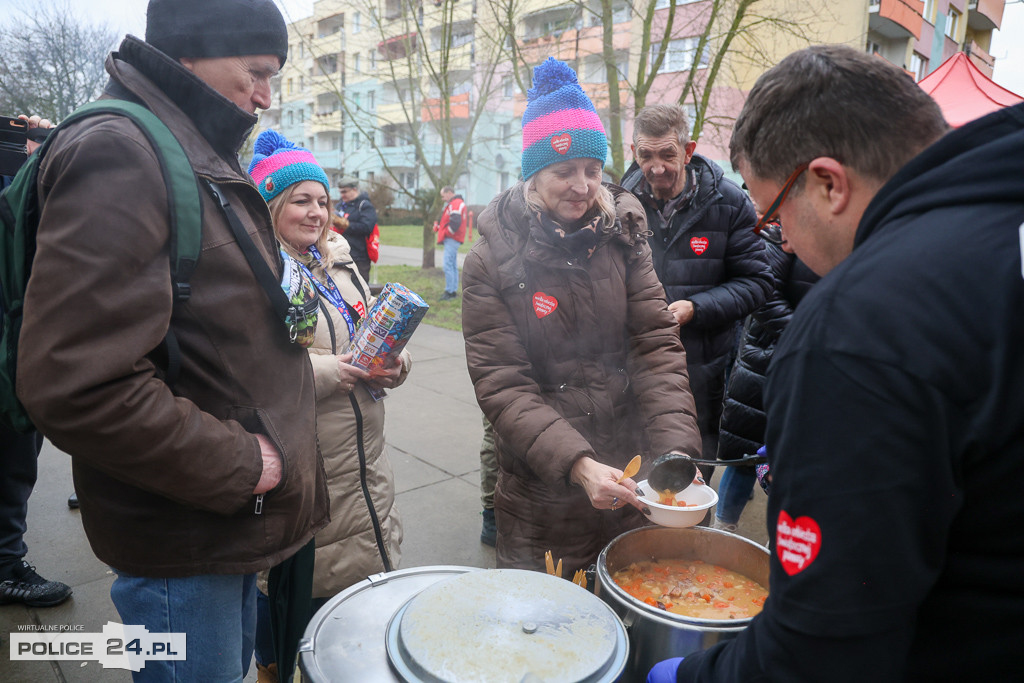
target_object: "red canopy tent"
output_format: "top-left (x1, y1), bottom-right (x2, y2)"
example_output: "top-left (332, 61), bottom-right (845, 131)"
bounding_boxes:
top-left (918, 52), bottom-right (1023, 127)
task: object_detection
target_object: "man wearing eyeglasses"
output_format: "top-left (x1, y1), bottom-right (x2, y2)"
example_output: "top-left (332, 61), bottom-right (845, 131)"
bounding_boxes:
top-left (621, 105), bottom-right (772, 472)
top-left (649, 45), bottom-right (1024, 682)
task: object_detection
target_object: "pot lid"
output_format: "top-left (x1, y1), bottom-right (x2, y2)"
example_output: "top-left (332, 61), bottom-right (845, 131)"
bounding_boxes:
top-left (385, 568), bottom-right (628, 683)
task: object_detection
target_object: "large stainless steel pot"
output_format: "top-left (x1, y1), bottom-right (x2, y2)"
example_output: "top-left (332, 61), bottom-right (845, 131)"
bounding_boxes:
top-left (299, 566), bottom-right (475, 682)
top-left (300, 565), bottom-right (629, 682)
top-left (595, 526), bottom-right (770, 677)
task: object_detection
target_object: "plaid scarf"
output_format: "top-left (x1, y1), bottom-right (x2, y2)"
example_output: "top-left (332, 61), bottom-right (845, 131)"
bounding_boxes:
top-left (533, 208), bottom-right (602, 260)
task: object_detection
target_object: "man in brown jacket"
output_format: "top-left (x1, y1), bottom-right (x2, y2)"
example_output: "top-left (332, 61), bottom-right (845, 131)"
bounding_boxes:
top-left (15, 1), bottom-right (328, 679)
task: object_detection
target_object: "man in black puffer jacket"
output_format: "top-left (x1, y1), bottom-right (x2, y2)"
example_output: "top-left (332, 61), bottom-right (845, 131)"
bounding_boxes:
top-left (714, 223), bottom-right (819, 530)
top-left (621, 104), bottom-right (772, 465)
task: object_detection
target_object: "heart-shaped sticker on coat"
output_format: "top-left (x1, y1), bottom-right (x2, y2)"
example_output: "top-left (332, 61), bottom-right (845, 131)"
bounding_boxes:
top-left (533, 292), bottom-right (558, 318)
top-left (690, 236), bottom-right (709, 255)
top-left (551, 133), bottom-right (572, 155)
top-left (776, 510), bottom-right (821, 576)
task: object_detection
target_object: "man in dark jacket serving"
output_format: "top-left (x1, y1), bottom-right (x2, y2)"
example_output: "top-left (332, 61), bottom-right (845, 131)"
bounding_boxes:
top-left (649, 44), bottom-right (1024, 682)
top-left (621, 104), bottom-right (772, 465)
top-left (16, 1), bottom-right (328, 679)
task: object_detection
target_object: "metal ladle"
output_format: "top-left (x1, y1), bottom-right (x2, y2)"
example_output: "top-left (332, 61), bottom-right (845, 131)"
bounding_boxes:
top-left (647, 452), bottom-right (767, 495)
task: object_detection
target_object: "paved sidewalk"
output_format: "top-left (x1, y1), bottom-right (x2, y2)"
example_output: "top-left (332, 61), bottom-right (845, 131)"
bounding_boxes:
top-left (0, 319), bottom-right (767, 682)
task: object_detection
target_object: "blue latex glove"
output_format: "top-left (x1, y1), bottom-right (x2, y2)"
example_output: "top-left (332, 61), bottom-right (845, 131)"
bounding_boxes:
top-left (647, 657), bottom-right (684, 683)
top-left (755, 445), bottom-right (771, 494)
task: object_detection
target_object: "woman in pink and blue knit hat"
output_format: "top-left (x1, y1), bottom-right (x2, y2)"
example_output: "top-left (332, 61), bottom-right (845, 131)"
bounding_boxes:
top-left (248, 130), bottom-right (410, 681)
top-left (461, 58), bottom-right (702, 576)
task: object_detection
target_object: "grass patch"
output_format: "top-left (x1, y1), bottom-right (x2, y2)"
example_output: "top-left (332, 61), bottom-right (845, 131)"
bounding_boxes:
top-left (380, 224), bottom-right (473, 253)
top-left (370, 265), bottom-right (463, 332)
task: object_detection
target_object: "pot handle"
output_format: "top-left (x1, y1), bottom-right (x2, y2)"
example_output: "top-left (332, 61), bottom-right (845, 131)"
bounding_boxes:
top-left (585, 564), bottom-right (597, 593)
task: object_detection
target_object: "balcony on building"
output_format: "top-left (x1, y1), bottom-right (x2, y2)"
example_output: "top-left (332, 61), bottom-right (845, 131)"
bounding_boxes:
top-left (422, 92), bottom-right (471, 121)
top-left (378, 33), bottom-right (418, 61)
top-left (312, 13), bottom-right (345, 57)
top-left (965, 38), bottom-right (996, 77)
top-left (967, 0), bottom-right (1004, 32)
top-left (868, 0), bottom-right (925, 41)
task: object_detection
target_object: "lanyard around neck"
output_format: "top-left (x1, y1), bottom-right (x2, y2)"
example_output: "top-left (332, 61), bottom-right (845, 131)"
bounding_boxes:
top-left (301, 246), bottom-right (356, 342)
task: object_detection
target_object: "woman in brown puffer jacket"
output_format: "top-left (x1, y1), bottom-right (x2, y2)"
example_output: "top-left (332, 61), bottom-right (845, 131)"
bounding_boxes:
top-left (462, 59), bottom-right (702, 577)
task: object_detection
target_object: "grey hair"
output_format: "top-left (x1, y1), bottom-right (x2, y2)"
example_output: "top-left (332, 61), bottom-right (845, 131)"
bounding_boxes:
top-left (633, 104), bottom-right (690, 147)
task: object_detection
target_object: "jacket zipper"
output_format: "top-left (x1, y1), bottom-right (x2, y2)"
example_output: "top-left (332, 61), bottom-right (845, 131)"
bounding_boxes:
top-left (253, 410), bottom-right (286, 516)
top-left (348, 393), bottom-right (392, 571)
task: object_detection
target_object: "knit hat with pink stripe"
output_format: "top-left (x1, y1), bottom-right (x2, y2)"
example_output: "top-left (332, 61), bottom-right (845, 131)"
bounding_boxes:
top-left (248, 130), bottom-right (330, 202)
top-left (521, 58), bottom-right (608, 180)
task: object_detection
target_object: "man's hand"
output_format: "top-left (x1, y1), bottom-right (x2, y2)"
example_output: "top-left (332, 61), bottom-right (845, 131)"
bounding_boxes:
top-left (668, 299), bottom-right (695, 325)
top-left (18, 115), bottom-right (54, 154)
top-left (253, 433), bottom-right (282, 494)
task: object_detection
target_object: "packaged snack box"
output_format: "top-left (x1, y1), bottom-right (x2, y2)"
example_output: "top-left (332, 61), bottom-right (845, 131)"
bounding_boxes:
top-left (350, 282), bottom-right (429, 399)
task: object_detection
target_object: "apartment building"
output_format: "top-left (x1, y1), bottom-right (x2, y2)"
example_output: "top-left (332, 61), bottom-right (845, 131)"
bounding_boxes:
top-left (256, 0), bottom-right (1005, 208)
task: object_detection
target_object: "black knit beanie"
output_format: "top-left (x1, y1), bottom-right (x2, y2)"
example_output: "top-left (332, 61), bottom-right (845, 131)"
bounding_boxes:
top-left (145, 0), bottom-right (288, 67)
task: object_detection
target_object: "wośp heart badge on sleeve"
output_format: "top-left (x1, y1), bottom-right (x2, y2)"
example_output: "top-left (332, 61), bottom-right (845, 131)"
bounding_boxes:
top-left (776, 510), bottom-right (821, 576)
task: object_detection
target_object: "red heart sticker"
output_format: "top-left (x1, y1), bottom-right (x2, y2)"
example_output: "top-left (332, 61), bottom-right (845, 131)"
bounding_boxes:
top-left (690, 236), bottom-right (709, 255)
top-left (551, 133), bottom-right (572, 155)
top-left (533, 292), bottom-right (558, 318)
top-left (776, 511), bottom-right (821, 576)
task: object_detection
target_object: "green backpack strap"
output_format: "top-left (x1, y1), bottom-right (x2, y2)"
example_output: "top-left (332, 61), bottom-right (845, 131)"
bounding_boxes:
top-left (65, 101), bottom-right (201, 299)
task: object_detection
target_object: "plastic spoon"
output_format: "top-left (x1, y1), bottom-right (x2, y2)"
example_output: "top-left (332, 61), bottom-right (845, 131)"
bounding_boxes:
top-left (615, 454), bottom-right (642, 484)
top-left (647, 452), bottom-right (767, 495)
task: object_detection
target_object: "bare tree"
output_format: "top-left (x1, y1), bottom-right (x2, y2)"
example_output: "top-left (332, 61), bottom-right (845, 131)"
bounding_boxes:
top-left (300, 0), bottom-right (511, 267)
top-left (0, 2), bottom-right (118, 120)
top-left (496, 0), bottom-right (819, 177)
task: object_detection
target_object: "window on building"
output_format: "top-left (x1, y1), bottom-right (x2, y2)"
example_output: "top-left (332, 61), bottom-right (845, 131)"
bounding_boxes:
top-left (923, 0), bottom-right (935, 23)
top-left (351, 132), bottom-right (362, 150)
top-left (368, 171), bottom-right (375, 183)
top-left (910, 51), bottom-right (927, 81)
top-left (299, 110), bottom-right (305, 123)
top-left (367, 90), bottom-right (376, 109)
top-left (287, 78), bottom-right (293, 95)
top-left (500, 122), bottom-right (511, 144)
top-left (299, 76), bottom-right (304, 91)
top-left (500, 172), bottom-right (510, 193)
top-left (354, 54), bottom-right (361, 73)
top-left (287, 111), bottom-right (294, 126)
top-left (654, 37), bottom-right (710, 73)
top-left (589, 2), bottom-right (629, 26)
top-left (369, 50), bottom-right (377, 71)
top-left (353, 12), bottom-right (361, 33)
top-left (945, 7), bottom-right (961, 39)
top-left (866, 39), bottom-right (881, 56)
top-left (503, 77), bottom-right (516, 98)
top-left (655, 0), bottom-right (702, 9)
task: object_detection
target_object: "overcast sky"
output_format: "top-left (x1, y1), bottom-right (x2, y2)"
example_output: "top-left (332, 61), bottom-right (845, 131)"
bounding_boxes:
top-left (2, 0), bottom-right (1022, 94)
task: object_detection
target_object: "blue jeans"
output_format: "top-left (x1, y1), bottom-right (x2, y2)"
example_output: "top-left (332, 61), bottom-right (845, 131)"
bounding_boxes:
top-left (110, 571), bottom-right (257, 682)
top-left (715, 465), bottom-right (757, 526)
top-left (443, 237), bottom-right (460, 293)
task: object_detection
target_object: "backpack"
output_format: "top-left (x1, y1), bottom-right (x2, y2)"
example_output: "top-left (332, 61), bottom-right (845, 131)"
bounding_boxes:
top-left (0, 100), bottom-right (201, 433)
top-left (367, 223), bottom-right (380, 263)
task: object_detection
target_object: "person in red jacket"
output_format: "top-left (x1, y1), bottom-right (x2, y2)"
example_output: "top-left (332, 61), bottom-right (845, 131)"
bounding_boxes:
top-left (435, 186), bottom-right (467, 300)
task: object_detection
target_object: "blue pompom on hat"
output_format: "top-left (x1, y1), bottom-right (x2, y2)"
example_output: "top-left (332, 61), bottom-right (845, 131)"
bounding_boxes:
top-left (521, 58), bottom-right (608, 180)
top-left (248, 130), bottom-right (330, 202)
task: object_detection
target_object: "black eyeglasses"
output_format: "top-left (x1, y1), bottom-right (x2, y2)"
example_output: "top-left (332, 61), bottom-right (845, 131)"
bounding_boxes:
top-left (753, 163), bottom-right (808, 245)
